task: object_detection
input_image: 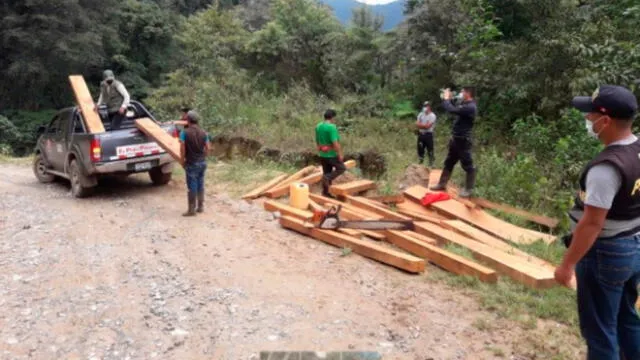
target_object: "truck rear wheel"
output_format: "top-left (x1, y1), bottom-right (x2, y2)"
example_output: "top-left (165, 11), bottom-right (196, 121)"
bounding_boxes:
top-left (33, 154), bottom-right (55, 183)
top-left (149, 167), bottom-right (172, 186)
top-left (69, 160), bottom-right (93, 198)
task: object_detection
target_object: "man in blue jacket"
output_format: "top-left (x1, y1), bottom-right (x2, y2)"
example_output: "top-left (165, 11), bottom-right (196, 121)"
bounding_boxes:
top-left (430, 87), bottom-right (478, 197)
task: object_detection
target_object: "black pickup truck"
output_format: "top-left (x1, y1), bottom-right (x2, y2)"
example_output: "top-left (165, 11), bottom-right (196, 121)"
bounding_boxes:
top-left (33, 101), bottom-right (178, 197)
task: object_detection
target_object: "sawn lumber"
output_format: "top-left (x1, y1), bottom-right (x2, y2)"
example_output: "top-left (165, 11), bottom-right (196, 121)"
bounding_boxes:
top-left (385, 230), bottom-right (497, 283)
top-left (263, 200), bottom-right (313, 220)
top-left (345, 196), bottom-right (411, 221)
top-left (470, 197), bottom-right (559, 229)
top-left (135, 118), bottom-right (181, 163)
top-left (440, 219), bottom-right (554, 269)
top-left (241, 174), bottom-right (288, 200)
top-left (413, 222), bottom-right (556, 289)
top-left (404, 186), bottom-right (555, 245)
top-left (265, 160), bottom-right (356, 198)
top-left (329, 180), bottom-right (376, 197)
top-left (69, 75), bottom-right (105, 133)
top-left (364, 194), bottom-right (405, 205)
top-left (279, 216), bottom-right (425, 273)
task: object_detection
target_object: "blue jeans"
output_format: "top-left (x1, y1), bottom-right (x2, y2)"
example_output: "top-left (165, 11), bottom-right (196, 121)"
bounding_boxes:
top-left (185, 161), bottom-right (207, 193)
top-left (576, 234), bottom-right (640, 360)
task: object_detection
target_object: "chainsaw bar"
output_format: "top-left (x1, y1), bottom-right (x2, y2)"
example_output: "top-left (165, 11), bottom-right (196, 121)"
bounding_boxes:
top-left (319, 218), bottom-right (414, 231)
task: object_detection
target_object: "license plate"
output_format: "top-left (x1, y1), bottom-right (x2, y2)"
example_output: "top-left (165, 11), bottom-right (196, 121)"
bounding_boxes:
top-left (134, 162), bottom-right (152, 172)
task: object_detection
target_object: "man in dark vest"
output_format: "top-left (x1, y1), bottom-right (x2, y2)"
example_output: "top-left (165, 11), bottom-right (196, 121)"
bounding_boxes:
top-left (430, 87), bottom-right (478, 197)
top-left (555, 85), bottom-right (640, 359)
top-left (96, 70), bottom-right (130, 130)
top-left (179, 110), bottom-right (211, 216)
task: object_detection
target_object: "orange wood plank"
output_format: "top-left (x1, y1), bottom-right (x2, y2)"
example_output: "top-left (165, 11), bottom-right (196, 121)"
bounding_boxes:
top-left (266, 160), bottom-right (356, 198)
top-left (263, 200), bottom-right (313, 221)
top-left (396, 208), bottom-right (442, 224)
top-left (241, 174), bottom-right (288, 200)
top-left (135, 118), bottom-right (181, 163)
top-left (385, 230), bottom-right (497, 283)
top-left (440, 220), bottom-right (554, 269)
top-left (470, 197), bottom-right (559, 229)
top-left (308, 194), bottom-right (382, 220)
top-left (280, 216), bottom-right (425, 273)
top-left (69, 75), bottom-right (105, 133)
top-left (413, 222), bottom-right (556, 288)
top-left (270, 165), bottom-right (317, 190)
top-left (404, 186), bottom-right (556, 245)
top-left (329, 180), bottom-right (376, 197)
top-left (345, 196), bottom-right (412, 221)
top-left (365, 194), bottom-right (405, 205)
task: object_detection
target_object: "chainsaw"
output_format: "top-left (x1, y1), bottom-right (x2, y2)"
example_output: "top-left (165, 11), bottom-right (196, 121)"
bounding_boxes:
top-left (313, 205), bottom-right (414, 231)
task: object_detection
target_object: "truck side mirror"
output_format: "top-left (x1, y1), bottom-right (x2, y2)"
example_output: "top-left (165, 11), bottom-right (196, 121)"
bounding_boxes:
top-left (36, 125), bottom-right (46, 136)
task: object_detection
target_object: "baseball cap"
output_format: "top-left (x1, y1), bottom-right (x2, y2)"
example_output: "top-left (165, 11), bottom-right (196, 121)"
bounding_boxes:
top-left (424, 101), bottom-right (430, 106)
top-left (572, 85), bottom-right (638, 119)
top-left (103, 70), bottom-right (115, 81)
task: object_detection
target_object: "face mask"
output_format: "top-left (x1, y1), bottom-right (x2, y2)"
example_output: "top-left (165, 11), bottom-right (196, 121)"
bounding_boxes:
top-left (585, 116), bottom-right (605, 139)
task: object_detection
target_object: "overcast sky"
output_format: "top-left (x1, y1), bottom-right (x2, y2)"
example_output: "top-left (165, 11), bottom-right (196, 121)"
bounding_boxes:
top-left (354, 0), bottom-right (400, 4)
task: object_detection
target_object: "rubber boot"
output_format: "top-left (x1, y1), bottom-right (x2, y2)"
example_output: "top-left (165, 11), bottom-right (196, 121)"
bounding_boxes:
top-left (459, 170), bottom-right (476, 198)
top-left (430, 169), bottom-right (451, 191)
top-left (428, 156), bottom-right (435, 168)
top-left (196, 191), bottom-right (205, 213)
top-left (321, 177), bottom-right (334, 198)
top-left (182, 192), bottom-right (196, 217)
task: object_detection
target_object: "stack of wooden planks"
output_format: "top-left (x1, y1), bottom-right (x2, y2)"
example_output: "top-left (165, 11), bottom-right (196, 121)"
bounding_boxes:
top-left (248, 165), bottom-right (563, 289)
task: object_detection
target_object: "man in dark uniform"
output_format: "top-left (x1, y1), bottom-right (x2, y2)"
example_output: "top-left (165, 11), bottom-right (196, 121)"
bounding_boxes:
top-left (430, 87), bottom-right (478, 197)
top-left (555, 85), bottom-right (640, 360)
top-left (179, 110), bottom-right (211, 216)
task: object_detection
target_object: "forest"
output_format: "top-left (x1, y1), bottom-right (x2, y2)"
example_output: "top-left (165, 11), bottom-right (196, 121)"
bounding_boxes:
top-left (1, 0), bottom-right (639, 222)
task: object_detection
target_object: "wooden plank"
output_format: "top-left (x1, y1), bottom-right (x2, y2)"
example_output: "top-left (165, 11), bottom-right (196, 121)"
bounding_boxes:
top-left (345, 196), bottom-right (411, 221)
top-left (385, 230), bottom-right (497, 283)
top-left (329, 180), bottom-right (376, 197)
top-left (360, 230), bottom-right (386, 241)
top-left (413, 222), bottom-right (557, 288)
top-left (470, 197), bottom-right (559, 229)
top-left (365, 194), bottom-right (405, 205)
top-left (68, 75), bottom-right (105, 133)
top-left (280, 216), bottom-right (425, 273)
top-left (339, 228), bottom-right (365, 238)
top-left (135, 118), bottom-right (181, 163)
top-left (396, 200), bottom-right (450, 220)
top-left (396, 208), bottom-right (442, 224)
top-left (270, 165), bottom-right (317, 191)
top-left (309, 194), bottom-right (382, 220)
top-left (308, 199), bottom-right (325, 213)
top-left (241, 174), bottom-right (288, 200)
top-left (266, 160), bottom-right (357, 198)
top-left (404, 186), bottom-right (556, 245)
top-left (440, 220), bottom-right (554, 269)
top-left (263, 200), bottom-right (313, 221)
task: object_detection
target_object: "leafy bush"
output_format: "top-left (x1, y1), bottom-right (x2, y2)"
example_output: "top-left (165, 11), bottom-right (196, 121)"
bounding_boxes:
top-left (0, 110), bottom-right (56, 155)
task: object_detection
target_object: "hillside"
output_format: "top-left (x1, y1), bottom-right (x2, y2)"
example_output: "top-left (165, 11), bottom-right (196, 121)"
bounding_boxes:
top-left (319, 0), bottom-right (406, 31)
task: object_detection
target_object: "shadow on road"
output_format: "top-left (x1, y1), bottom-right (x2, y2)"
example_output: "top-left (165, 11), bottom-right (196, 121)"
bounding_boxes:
top-left (50, 174), bottom-right (176, 200)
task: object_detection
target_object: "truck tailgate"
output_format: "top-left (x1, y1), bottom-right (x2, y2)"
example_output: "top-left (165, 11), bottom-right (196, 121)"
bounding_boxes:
top-left (96, 125), bottom-right (177, 162)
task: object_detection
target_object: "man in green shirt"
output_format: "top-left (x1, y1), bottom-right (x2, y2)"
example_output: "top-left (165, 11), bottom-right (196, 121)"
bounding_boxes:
top-left (316, 109), bottom-right (345, 197)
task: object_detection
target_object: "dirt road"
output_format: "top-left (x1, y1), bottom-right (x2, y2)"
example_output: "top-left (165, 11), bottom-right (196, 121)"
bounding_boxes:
top-left (0, 164), bottom-right (579, 360)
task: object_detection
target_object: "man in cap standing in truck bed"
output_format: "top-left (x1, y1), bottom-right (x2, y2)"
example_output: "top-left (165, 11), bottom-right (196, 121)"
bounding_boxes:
top-left (96, 70), bottom-right (130, 130)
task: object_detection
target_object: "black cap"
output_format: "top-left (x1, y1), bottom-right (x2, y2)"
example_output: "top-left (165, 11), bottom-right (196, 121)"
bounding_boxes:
top-left (572, 85), bottom-right (638, 119)
top-left (181, 106), bottom-right (191, 112)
